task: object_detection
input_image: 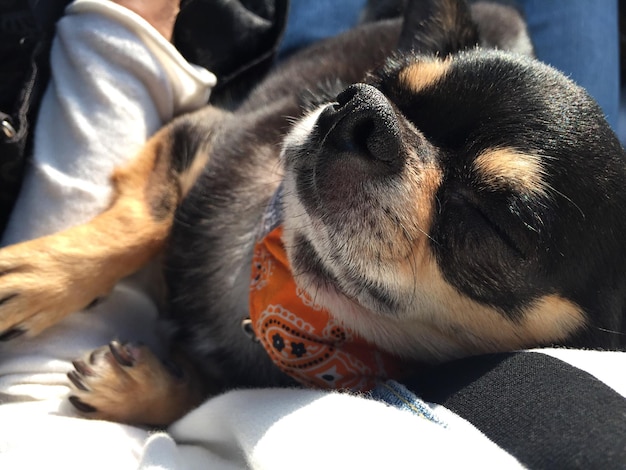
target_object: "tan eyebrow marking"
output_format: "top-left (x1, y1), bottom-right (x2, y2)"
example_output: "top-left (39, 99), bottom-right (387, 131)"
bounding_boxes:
top-left (474, 148), bottom-right (548, 196)
top-left (398, 59), bottom-right (451, 94)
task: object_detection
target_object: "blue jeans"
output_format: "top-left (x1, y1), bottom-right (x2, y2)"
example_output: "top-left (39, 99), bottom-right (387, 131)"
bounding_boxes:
top-left (279, 0), bottom-right (366, 57)
top-left (520, 0), bottom-right (619, 130)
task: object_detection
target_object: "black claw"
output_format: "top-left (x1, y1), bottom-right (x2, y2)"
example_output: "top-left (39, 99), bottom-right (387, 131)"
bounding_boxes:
top-left (85, 297), bottom-right (104, 310)
top-left (0, 327), bottom-right (25, 341)
top-left (88, 350), bottom-right (99, 365)
top-left (72, 360), bottom-right (93, 377)
top-left (109, 341), bottom-right (134, 367)
top-left (69, 396), bottom-right (97, 413)
top-left (67, 371), bottom-right (89, 391)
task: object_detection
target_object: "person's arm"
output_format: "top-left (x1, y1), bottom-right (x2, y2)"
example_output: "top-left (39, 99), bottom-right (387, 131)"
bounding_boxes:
top-left (1, 0), bottom-right (215, 246)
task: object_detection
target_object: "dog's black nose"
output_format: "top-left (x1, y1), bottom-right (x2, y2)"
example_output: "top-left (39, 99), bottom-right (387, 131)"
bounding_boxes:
top-left (317, 84), bottom-right (402, 168)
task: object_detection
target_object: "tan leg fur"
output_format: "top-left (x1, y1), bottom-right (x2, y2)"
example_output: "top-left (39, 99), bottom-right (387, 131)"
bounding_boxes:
top-left (0, 118), bottom-right (207, 339)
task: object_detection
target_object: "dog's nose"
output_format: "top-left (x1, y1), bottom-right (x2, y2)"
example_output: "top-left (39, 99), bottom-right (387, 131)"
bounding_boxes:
top-left (317, 84), bottom-right (402, 168)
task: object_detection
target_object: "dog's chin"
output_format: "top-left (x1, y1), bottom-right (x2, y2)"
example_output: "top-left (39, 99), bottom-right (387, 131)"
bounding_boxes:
top-left (276, 214), bottom-right (469, 363)
top-left (282, 223), bottom-right (395, 320)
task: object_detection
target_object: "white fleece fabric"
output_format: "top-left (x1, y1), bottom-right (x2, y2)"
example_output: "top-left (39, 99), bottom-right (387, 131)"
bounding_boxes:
top-left (1, 1), bottom-right (625, 469)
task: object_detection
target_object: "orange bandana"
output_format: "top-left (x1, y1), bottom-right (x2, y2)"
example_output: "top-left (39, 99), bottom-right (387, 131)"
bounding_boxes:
top-left (249, 197), bottom-right (407, 391)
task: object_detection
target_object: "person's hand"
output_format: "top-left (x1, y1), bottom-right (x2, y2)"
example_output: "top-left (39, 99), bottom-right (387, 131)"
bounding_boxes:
top-left (111, 0), bottom-right (180, 41)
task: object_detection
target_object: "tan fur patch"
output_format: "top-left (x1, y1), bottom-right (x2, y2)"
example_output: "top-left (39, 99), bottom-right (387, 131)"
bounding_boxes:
top-left (397, 164), bottom-right (444, 266)
top-left (398, 59), bottom-right (451, 94)
top-left (474, 148), bottom-right (548, 196)
top-left (427, 269), bottom-right (587, 351)
top-left (179, 145), bottom-right (210, 198)
top-left (367, 250), bottom-right (586, 361)
top-left (521, 295), bottom-right (587, 342)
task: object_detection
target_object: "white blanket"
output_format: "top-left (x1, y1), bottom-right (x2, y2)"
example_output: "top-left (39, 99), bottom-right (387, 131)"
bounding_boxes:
top-left (1, 2), bottom-right (625, 468)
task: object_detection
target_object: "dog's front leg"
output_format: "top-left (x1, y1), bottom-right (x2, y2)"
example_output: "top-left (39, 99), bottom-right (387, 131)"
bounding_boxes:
top-left (0, 107), bottom-right (221, 340)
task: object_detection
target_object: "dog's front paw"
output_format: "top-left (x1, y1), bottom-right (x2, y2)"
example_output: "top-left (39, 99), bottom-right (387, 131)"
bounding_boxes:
top-left (67, 341), bottom-right (199, 426)
top-left (0, 237), bottom-right (110, 340)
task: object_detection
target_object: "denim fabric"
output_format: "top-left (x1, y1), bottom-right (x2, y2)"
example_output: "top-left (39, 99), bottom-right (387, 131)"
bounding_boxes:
top-left (370, 380), bottom-right (447, 427)
top-left (519, 0), bottom-right (619, 130)
top-left (279, 0), bottom-right (367, 57)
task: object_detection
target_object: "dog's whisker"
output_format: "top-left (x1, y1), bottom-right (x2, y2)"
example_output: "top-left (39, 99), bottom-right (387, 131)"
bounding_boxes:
top-left (595, 327), bottom-right (626, 336)
top-left (549, 186), bottom-right (586, 220)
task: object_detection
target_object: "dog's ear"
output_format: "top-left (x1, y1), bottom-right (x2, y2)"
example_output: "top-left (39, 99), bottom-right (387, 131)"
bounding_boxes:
top-left (471, 2), bottom-right (534, 57)
top-left (398, 0), bottom-right (479, 55)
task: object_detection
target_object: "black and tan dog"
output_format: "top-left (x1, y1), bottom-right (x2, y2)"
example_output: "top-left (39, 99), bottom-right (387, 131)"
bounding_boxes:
top-left (1, 0), bottom-right (625, 426)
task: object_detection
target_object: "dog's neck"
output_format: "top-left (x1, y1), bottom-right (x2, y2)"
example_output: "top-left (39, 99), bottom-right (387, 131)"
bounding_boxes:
top-left (247, 185), bottom-right (410, 389)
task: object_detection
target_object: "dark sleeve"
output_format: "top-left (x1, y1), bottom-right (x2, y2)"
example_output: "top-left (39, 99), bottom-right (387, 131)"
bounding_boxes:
top-left (0, 0), bottom-right (69, 235)
top-left (405, 352), bottom-right (626, 469)
top-left (174, 0), bottom-right (289, 98)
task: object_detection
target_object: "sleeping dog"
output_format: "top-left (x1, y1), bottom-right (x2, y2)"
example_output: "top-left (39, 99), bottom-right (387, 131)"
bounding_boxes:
top-left (0, 0), bottom-right (625, 425)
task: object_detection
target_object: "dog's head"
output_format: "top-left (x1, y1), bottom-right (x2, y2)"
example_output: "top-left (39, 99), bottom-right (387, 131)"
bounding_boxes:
top-left (280, 0), bottom-right (626, 362)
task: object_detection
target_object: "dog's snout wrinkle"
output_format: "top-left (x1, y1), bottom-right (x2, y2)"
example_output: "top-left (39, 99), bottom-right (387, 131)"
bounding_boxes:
top-left (317, 84), bottom-right (402, 169)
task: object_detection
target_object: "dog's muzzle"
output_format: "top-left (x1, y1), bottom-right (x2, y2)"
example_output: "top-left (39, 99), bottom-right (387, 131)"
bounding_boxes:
top-left (316, 83), bottom-right (403, 172)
